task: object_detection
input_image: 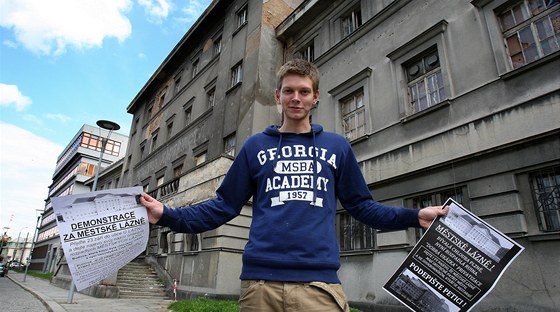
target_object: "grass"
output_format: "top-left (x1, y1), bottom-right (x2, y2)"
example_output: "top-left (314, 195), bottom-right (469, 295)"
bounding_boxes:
top-left (168, 297), bottom-right (363, 312)
top-left (10, 268), bottom-right (54, 280)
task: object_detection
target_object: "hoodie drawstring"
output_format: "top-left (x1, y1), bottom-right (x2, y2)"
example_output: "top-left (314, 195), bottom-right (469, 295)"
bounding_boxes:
top-left (311, 129), bottom-right (318, 207)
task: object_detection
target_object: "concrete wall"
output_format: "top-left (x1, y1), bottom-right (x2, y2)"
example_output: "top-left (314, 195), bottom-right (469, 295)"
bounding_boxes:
top-left (278, 0), bottom-right (560, 310)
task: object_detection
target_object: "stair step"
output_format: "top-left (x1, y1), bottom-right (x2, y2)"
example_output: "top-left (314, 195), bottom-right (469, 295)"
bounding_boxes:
top-left (117, 262), bottom-right (168, 300)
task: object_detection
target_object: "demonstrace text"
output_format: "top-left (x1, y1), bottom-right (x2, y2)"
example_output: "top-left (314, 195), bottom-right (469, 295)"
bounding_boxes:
top-left (63, 212), bottom-right (146, 242)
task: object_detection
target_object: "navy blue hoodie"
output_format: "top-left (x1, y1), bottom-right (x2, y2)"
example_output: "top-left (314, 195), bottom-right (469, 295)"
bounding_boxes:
top-left (157, 124), bottom-right (420, 283)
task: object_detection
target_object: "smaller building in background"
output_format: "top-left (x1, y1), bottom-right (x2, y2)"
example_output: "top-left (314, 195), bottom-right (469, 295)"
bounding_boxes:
top-left (30, 124), bottom-right (128, 273)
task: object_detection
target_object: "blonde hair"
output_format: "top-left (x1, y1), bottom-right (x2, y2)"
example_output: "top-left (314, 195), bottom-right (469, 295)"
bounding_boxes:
top-left (276, 59), bottom-right (320, 92)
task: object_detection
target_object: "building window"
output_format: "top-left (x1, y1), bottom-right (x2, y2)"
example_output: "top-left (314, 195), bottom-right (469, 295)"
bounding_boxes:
top-left (231, 62), bottom-right (243, 87)
top-left (80, 133), bottom-right (121, 156)
top-left (341, 89), bottom-right (366, 141)
top-left (339, 212), bottom-right (375, 251)
top-left (185, 106), bottom-right (192, 126)
top-left (207, 87), bottom-right (216, 109)
top-left (224, 133), bottom-right (236, 157)
top-left (167, 122), bottom-right (173, 139)
top-left (174, 73), bottom-right (182, 95)
top-left (411, 187), bottom-right (465, 209)
top-left (192, 58), bottom-right (199, 78)
top-left (295, 41), bottom-right (315, 62)
top-left (156, 176), bottom-right (164, 188)
top-left (531, 166), bottom-right (560, 232)
top-left (194, 152), bottom-right (207, 166)
top-left (237, 5), bottom-right (248, 29)
top-left (150, 134), bottom-right (158, 153)
top-left (78, 163), bottom-right (95, 177)
top-left (174, 164), bottom-right (183, 178)
top-left (406, 48), bottom-right (445, 114)
top-left (499, 0), bottom-right (560, 69)
top-left (342, 7), bottom-right (362, 37)
top-left (213, 35), bottom-right (222, 56)
top-left (146, 105), bottom-right (152, 122)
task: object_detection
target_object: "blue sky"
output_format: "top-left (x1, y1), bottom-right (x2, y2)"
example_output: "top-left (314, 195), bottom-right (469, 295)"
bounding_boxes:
top-left (0, 0), bottom-right (212, 239)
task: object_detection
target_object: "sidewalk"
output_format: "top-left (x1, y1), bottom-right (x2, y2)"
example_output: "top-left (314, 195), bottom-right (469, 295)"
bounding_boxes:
top-left (8, 271), bottom-right (174, 312)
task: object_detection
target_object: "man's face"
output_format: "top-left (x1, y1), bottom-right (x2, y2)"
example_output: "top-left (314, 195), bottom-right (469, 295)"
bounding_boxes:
top-left (275, 74), bottom-right (319, 124)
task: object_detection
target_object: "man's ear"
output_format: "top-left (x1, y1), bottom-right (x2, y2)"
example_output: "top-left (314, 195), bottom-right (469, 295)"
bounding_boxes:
top-left (312, 90), bottom-right (320, 108)
top-left (275, 89), bottom-right (280, 103)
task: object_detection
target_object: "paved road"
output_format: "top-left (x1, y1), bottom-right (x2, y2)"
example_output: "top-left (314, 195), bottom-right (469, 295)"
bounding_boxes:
top-left (0, 275), bottom-right (47, 312)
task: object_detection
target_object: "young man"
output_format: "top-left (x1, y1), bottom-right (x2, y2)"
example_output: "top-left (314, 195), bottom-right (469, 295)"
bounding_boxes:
top-left (140, 59), bottom-right (447, 311)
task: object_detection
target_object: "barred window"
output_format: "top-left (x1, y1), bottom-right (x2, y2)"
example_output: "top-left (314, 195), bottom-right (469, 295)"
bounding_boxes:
top-left (531, 166), bottom-right (560, 232)
top-left (412, 187), bottom-right (465, 209)
top-left (339, 212), bottom-right (375, 251)
top-left (342, 7), bottom-right (362, 37)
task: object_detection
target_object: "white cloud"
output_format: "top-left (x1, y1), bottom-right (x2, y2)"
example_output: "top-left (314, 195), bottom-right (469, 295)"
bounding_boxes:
top-left (178, 0), bottom-right (210, 24)
top-left (138, 0), bottom-right (172, 23)
top-left (0, 83), bottom-right (32, 111)
top-left (22, 114), bottom-right (43, 126)
top-left (0, 0), bottom-right (133, 56)
top-left (46, 113), bottom-right (72, 123)
top-left (3, 39), bottom-right (17, 48)
top-left (0, 122), bottom-right (63, 238)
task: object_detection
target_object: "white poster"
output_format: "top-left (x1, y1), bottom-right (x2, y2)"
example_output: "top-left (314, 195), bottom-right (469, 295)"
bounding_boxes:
top-left (51, 186), bottom-right (149, 291)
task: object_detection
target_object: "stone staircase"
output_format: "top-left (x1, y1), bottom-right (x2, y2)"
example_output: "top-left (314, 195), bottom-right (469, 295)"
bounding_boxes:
top-left (117, 261), bottom-right (168, 299)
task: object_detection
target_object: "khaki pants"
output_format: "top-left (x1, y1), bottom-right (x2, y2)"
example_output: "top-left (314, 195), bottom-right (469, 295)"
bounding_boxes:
top-left (239, 280), bottom-right (350, 312)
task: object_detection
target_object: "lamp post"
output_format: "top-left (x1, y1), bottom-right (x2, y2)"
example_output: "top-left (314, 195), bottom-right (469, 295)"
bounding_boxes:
top-left (19, 232), bottom-right (30, 268)
top-left (67, 119), bottom-right (120, 303)
top-left (23, 210), bottom-right (43, 282)
top-left (12, 227), bottom-right (28, 264)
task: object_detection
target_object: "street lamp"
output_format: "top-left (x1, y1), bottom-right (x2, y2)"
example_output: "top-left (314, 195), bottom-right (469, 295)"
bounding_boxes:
top-left (68, 119), bottom-right (120, 303)
top-left (92, 120), bottom-right (121, 192)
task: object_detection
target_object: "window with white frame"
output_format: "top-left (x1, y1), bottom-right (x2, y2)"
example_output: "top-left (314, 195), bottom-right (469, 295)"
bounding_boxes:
top-left (224, 133), bottom-right (236, 157)
top-left (342, 7), bottom-right (362, 37)
top-left (231, 62), bottom-right (243, 87)
top-left (341, 89), bottom-right (366, 141)
top-left (194, 152), bottom-right (207, 166)
top-left (213, 35), bottom-right (222, 56)
top-left (150, 134), bottom-right (158, 153)
top-left (237, 5), bottom-right (248, 29)
top-left (207, 87), bottom-right (215, 109)
top-left (174, 72), bottom-right (182, 95)
top-left (338, 211), bottom-right (375, 251)
top-left (531, 166), bottom-right (560, 232)
top-left (185, 106), bottom-right (192, 126)
top-left (406, 48), bottom-right (446, 114)
top-left (498, 0), bottom-right (559, 69)
top-left (295, 41), bottom-right (315, 62)
top-left (192, 58), bottom-right (199, 78)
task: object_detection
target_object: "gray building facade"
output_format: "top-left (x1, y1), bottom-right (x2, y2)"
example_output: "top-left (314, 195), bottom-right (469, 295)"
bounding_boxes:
top-left (121, 0), bottom-right (559, 310)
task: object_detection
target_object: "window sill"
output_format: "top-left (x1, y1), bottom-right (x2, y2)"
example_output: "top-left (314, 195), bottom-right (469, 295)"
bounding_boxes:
top-left (400, 99), bottom-right (451, 124)
top-left (500, 50), bottom-right (560, 81)
top-left (226, 82), bottom-right (242, 94)
top-left (348, 134), bottom-right (369, 145)
top-left (232, 22), bottom-right (247, 37)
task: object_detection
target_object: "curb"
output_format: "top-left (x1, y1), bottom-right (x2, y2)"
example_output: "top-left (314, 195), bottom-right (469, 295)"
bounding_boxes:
top-left (8, 274), bottom-right (67, 312)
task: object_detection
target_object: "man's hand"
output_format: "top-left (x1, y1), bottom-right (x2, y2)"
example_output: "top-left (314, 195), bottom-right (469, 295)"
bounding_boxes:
top-left (139, 193), bottom-right (164, 224)
top-left (418, 206), bottom-right (449, 229)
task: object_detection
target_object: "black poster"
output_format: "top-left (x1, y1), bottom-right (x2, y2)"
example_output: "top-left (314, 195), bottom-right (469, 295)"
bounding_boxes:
top-left (383, 198), bottom-right (524, 312)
